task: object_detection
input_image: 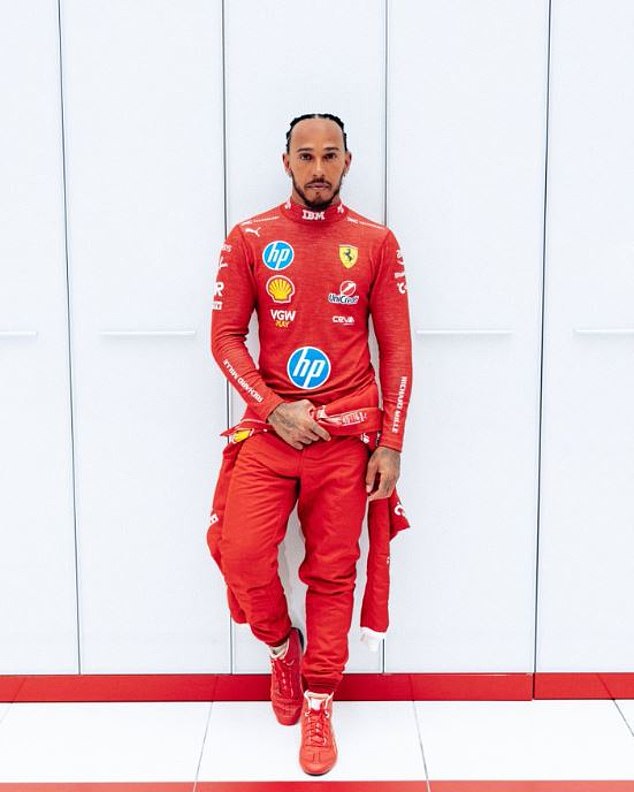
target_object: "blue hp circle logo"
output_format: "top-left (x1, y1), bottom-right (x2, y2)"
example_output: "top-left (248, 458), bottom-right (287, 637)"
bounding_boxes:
top-left (287, 346), bottom-right (331, 390)
top-left (262, 240), bottom-right (294, 270)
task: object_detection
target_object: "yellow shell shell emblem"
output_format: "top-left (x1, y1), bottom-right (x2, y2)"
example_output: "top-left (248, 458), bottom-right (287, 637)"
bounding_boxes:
top-left (231, 429), bottom-right (252, 443)
top-left (266, 275), bottom-right (295, 303)
top-left (339, 245), bottom-right (358, 268)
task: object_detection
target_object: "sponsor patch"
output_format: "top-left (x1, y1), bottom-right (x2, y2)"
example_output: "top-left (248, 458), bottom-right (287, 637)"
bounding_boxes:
top-left (222, 358), bottom-right (264, 403)
top-left (266, 275), bottom-right (295, 303)
top-left (328, 280), bottom-right (359, 305)
top-left (262, 240), bottom-right (294, 270)
top-left (270, 308), bottom-right (296, 328)
top-left (212, 280), bottom-right (224, 310)
top-left (391, 375), bottom-right (408, 433)
top-left (342, 410), bottom-right (367, 425)
top-left (302, 209), bottom-right (325, 221)
top-left (332, 315), bottom-right (355, 325)
top-left (287, 346), bottom-right (331, 390)
top-left (339, 244), bottom-right (358, 268)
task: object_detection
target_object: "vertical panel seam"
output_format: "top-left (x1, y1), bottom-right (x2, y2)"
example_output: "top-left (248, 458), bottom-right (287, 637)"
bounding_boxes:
top-left (220, 0), bottom-right (235, 675)
top-left (533, 0), bottom-right (554, 693)
top-left (56, 0), bottom-right (82, 674)
top-left (221, 0), bottom-right (229, 242)
top-left (220, 0), bottom-right (230, 440)
top-left (382, 0), bottom-right (389, 228)
top-left (380, 0), bottom-right (390, 676)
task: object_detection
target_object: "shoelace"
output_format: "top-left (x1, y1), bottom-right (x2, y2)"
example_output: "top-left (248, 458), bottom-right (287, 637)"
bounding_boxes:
top-left (270, 654), bottom-right (297, 698)
top-left (304, 704), bottom-right (331, 746)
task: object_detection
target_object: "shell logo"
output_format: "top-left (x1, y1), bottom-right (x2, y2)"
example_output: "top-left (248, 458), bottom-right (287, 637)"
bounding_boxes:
top-left (266, 275), bottom-right (295, 304)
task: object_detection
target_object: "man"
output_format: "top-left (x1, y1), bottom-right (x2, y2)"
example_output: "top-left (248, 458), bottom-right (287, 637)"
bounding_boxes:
top-left (209, 113), bottom-right (412, 775)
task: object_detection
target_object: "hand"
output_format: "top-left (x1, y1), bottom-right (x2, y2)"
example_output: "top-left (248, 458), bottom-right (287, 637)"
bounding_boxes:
top-left (267, 400), bottom-right (331, 450)
top-left (365, 446), bottom-right (401, 501)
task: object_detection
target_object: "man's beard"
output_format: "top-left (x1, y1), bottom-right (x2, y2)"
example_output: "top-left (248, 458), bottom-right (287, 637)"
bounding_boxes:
top-left (290, 171), bottom-right (343, 209)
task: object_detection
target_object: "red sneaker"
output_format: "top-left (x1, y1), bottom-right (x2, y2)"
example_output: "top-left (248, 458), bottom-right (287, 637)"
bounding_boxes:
top-left (269, 627), bottom-right (304, 725)
top-left (299, 691), bottom-right (337, 776)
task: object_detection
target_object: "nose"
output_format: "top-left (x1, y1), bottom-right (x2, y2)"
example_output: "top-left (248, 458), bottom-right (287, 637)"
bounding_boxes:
top-left (312, 158), bottom-right (326, 178)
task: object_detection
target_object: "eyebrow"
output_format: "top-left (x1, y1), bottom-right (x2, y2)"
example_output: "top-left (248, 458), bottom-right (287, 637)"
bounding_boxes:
top-left (296, 145), bottom-right (341, 152)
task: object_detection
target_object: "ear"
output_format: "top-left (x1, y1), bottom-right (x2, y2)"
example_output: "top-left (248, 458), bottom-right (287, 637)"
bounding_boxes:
top-left (343, 150), bottom-right (352, 175)
top-left (282, 151), bottom-right (291, 176)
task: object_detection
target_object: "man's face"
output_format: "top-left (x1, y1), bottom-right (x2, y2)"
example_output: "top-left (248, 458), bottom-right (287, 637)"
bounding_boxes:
top-left (282, 118), bottom-right (352, 209)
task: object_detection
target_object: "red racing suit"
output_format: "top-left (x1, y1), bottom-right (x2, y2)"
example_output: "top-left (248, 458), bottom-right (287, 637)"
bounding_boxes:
top-left (209, 197), bottom-right (413, 692)
top-left (210, 198), bottom-right (412, 450)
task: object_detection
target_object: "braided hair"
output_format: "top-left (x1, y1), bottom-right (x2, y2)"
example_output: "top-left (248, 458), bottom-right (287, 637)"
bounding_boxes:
top-left (285, 113), bottom-right (348, 152)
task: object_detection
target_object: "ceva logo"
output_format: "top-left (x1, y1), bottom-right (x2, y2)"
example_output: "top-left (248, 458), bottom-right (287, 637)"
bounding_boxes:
top-left (287, 346), bottom-right (331, 390)
top-left (262, 240), bottom-right (294, 270)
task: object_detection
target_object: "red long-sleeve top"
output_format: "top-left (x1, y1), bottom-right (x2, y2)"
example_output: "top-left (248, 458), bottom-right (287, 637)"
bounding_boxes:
top-left (210, 198), bottom-right (412, 451)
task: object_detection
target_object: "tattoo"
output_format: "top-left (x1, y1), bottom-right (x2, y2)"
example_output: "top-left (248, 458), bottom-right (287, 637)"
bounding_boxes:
top-left (277, 413), bottom-right (294, 430)
top-left (271, 405), bottom-right (294, 431)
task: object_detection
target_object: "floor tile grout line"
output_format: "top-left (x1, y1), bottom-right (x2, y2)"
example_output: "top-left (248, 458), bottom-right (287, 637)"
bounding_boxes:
top-left (0, 704), bottom-right (11, 731)
top-left (411, 700), bottom-right (432, 792)
top-left (612, 698), bottom-right (634, 741)
top-left (192, 700), bottom-right (214, 790)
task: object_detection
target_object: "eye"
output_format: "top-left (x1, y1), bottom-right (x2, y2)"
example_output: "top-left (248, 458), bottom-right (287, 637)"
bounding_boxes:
top-left (299, 153), bottom-right (312, 160)
top-left (325, 152), bottom-right (337, 159)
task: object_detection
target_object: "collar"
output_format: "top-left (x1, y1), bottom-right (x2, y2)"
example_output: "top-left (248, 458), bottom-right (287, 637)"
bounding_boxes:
top-left (281, 197), bottom-right (349, 225)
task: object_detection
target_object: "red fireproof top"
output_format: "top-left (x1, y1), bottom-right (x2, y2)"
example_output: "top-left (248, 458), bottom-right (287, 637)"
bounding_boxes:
top-left (210, 198), bottom-right (413, 451)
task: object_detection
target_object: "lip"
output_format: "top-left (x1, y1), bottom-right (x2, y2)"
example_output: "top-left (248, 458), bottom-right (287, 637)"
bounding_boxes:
top-left (307, 183), bottom-right (329, 189)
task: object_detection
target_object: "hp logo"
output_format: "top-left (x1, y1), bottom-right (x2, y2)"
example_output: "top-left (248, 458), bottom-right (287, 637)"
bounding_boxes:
top-left (287, 346), bottom-right (331, 390)
top-left (262, 240), bottom-right (294, 270)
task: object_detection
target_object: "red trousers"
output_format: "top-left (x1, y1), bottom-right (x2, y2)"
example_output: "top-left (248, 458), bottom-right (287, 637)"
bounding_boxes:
top-left (217, 430), bottom-right (368, 694)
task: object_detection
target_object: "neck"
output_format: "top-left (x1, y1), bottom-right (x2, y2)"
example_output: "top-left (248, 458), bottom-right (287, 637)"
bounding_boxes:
top-left (290, 191), bottom-right (342, 211)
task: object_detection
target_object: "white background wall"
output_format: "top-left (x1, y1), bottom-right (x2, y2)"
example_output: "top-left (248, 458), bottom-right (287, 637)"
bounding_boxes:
top-left (1, 0), bottom-right (632, 676)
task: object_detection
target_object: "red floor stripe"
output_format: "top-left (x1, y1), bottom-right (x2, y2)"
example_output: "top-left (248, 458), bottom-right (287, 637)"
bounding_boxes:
top-left (430, 785), bottom-right (634, 791)
top-left (0, 673), bottom-right (533, 703)
top-left (2, 672), bottom-right (634, 702)
top-left (195, 785), bottom-right (428, 791)
top-left (196, 785), bottom-right (427, 791)
top-left (1, 786), bottom-right (204, 791)
top-left (533, 673), bottom-right (634, 699)
top-left (0, 782), bottom-right (633, 791)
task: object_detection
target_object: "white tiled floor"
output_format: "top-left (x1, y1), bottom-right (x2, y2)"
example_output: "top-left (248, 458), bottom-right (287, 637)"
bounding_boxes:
top-left (416, 700), bottom-right (634, 780)
top-left (0, 702), bottom-right (211, 783)
top-left (198, 701), bottom-right (425, 780)
top-left (0, 698), bottom-right (633, 784)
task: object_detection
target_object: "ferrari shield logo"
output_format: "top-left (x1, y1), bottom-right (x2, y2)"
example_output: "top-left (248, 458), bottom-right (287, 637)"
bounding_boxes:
top-left (339, 244), bottom-right (358, 269)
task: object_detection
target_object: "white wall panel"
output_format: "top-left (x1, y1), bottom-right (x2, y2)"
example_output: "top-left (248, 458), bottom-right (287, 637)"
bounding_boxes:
top-left (0, 1), bottom-right (77, 672)
top-left (224, 0), bottom-right (386, 673)
top-left (537, 0), bottom-right (634, 670)
top-left (61, 0), bottom-right (229, 672)
top-left (386, 0), bottom-right (548, 671)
